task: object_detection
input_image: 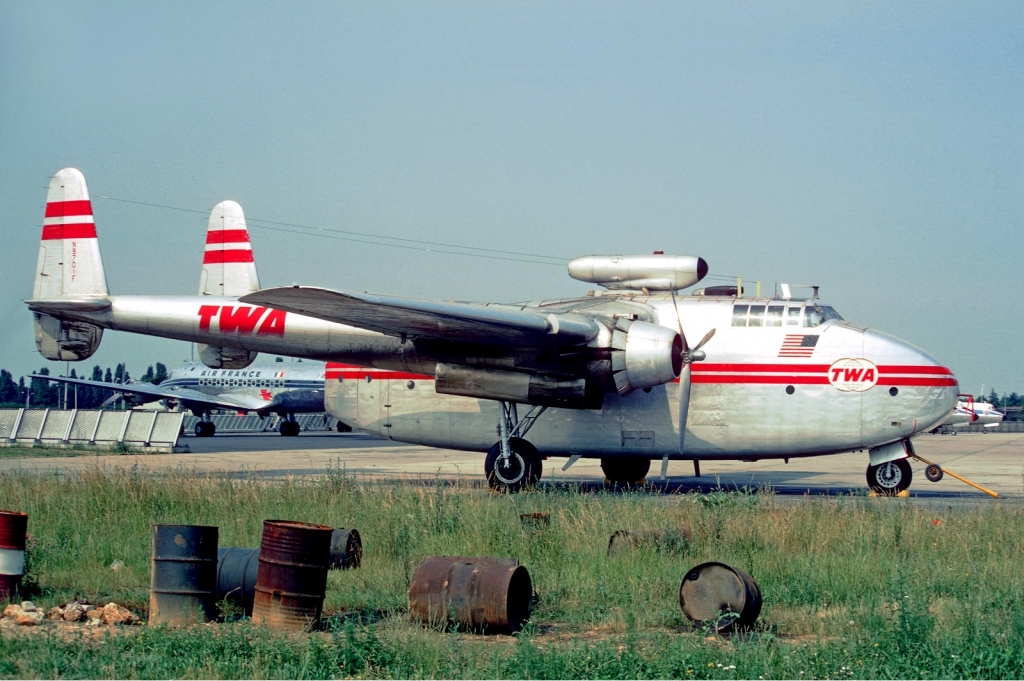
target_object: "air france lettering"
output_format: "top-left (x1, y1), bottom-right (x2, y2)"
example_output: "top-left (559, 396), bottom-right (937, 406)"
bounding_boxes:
top-left (197, 305), bottom-right (286, 336)
top-left (828, 358), bottom-right (878, 392)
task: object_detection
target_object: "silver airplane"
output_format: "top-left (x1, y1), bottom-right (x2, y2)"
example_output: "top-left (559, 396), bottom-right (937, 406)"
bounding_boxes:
top-left (30, 360), bottom-right (326, 437)
top-left (932, 399), bottom-right (1004, 434)
top-left (26, 168), bottom-right (958, 495)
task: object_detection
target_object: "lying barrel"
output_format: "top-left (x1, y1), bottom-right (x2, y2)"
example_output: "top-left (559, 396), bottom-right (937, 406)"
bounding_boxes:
top-left (679, 562), bottom-right (762, 632)
top-left (252, 520), bottom-right (333, 631)
top-left (150, 524), bottom-right (219, 626)
top-left (216, 547), bottom-right (260, 611)
top-left (329, 528), bottom-right (362, 570)
top-left (409, 556), bottom-right (532, 634)
top-left (0, 510), bottom-right (27, 603)
top-left (608, 527), bottom-right (691, 556)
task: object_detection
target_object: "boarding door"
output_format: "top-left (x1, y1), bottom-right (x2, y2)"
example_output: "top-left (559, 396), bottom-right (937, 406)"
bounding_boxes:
top-left (356, 370), bottom-right (391, 439)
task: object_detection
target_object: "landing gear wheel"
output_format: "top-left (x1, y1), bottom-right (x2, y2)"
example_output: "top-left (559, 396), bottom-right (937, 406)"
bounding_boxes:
top-left (925, 464), bottom-right (944, 483)
top-left (195, 421), bottom-right (216, 437)
top-left (194, 422), bottom-right (204, 437)
top-left (867, 458), bottom-right (913, 496)
top-left (600, 457), bottom-right (652, 485)
top-left (279, 421), bottom-right (300, 436)
top-left (485, 438), bottom-right (542, 493)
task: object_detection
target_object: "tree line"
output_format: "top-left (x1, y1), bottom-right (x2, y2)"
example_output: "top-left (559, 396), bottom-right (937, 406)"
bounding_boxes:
top-left (0, 363), bottom-right (168, 409)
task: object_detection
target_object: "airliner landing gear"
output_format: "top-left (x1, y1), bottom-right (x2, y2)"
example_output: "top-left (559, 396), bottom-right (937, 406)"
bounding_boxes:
top-left (867, 458), bottom-right (913, 496)
top-left (279, 416), bottom-right (300, 436)
top-left (194, 420), bottom-right (216, 437)
top-left (485, 402), bottom-right (546, 493)
top-left (601, 457), bottom-right (651, 485)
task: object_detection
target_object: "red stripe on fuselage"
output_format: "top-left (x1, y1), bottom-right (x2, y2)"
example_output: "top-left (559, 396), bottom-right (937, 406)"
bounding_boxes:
top-left (44, 200), bottom-right (92, 217)
top-left (206, 229), bottom-right (251, 244)
top-left (203, 249), bottom-right (255, 263)
top-left (41, 224), bottom-right (98, 240)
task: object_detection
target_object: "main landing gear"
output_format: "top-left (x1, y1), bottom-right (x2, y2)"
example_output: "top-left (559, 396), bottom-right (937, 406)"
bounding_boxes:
top-left (279, 415), bottom-right (301, 437)
top-left (194, 414), bottom-right (216, 437)
top-left (866, 458), bottom-right (913, 496)
top-left (485, 402), bottom-right (547, 493)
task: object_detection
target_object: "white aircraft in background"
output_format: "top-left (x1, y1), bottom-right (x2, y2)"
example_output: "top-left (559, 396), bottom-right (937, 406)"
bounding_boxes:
top-left (26, 168), bottom-right (958, 495)
top-left (30, 198), bottom-right (327, 436)
top-left (933, 398), bottom-right (1004, 434)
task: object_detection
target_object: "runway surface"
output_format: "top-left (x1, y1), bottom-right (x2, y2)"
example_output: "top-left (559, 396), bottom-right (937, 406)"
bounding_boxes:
top-left (1, 430), bottom-right (1021, 503)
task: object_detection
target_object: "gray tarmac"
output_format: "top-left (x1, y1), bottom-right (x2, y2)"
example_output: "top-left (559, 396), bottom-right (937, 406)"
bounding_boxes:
top-left (1, 430), bottom-right (1021, 505)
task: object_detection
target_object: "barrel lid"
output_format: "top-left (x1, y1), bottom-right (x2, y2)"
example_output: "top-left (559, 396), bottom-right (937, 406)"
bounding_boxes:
top-left (679, 562), bottom-right (749, 624)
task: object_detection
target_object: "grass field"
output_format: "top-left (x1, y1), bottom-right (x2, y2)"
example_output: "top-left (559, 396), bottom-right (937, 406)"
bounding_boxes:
top-left (1, 464), bottom-right (1022, 679)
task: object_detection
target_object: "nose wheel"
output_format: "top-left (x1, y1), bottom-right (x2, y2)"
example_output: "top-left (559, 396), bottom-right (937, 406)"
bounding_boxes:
top-left (867, 458), bottom-right (913, 496)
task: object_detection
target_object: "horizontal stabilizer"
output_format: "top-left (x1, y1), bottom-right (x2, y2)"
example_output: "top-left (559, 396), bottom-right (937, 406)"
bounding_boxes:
top-left (240, 286), bottom-right (601, 346)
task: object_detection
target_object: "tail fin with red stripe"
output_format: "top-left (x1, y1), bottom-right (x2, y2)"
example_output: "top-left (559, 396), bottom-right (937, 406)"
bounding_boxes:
top-left (33, 167), bottom-right (108, 300)
top-left (199, 200), bottom-right (260, 296)
top-left (31, 168), bottom-right (106, 360)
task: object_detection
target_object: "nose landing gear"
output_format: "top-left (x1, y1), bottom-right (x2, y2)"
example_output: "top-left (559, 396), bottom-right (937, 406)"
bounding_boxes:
top-left (866, 458), bottom-right (913, 496)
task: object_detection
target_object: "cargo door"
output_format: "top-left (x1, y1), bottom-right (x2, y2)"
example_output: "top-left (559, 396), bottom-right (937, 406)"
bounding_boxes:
top-left (356, 371), bottom-right (391, 438)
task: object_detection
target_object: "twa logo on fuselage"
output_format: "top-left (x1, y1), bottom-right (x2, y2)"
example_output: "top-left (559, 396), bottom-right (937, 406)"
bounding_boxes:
top-left (828, 358), bottom-right (878, 392)
top-left (197, 305), bottom-right (286, 336)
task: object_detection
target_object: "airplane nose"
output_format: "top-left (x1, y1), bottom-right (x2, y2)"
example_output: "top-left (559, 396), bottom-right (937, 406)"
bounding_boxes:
top-left (863, 329), bottom-right (958, 435)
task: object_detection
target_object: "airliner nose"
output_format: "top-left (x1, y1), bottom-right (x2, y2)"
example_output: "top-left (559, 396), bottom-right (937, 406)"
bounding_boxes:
top-left (863, 329), bottom-right (958, 437)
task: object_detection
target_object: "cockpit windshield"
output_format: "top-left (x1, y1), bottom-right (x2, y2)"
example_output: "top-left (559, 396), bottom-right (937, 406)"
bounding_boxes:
top-left (804, 304), bottom-right (843, 327)
top-left (732, 302), bottom-right (843, 327)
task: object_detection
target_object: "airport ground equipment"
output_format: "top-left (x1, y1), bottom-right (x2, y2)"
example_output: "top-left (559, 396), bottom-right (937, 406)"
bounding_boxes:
top-left (679, 562), bottom-right (762, 633)
top-left (908, 452), bottom-right (1000, 498)
top-left (0, 408), bottom-right (183, 451)
top-left (409, 556), bottom-right (532, 634)
top-left (0, 510), bottom-right (27, 602)
top-left (253, 520), bottom-right (333, 631)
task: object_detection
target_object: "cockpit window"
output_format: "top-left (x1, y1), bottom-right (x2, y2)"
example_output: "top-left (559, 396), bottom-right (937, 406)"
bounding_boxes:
top-left (786, 306), bottom-right (802, 326)
top-left (747, 305), bottom-right (765, 327)
top-left (765, 305), bottom-right (784, 327)
top-left (804, 304), bottom-right (843, 327)
top-left (731, 304), bottom-right (749, 327)
top-left (820, 305), bottom-right (843, 320)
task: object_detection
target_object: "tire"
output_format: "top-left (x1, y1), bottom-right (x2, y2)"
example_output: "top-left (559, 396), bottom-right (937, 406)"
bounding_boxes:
top-left (600, 457), bottom-right (652, 485)
top-left (195, 422), bottom-right (214, 437)
top-left (925, 464), bottom-right (943, 483)
top-left (280, 421), bottom-right (299, 436)
top-left (867, 458), bottom-right (913, 495)
top-left (194, 422), bottom-right (205, 437)
top-left (484, 438), bottom-right (542, 493)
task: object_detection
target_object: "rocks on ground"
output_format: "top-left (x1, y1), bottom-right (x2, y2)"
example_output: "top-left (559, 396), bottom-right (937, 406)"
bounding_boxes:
top-left (2, 600), bottom-right (139, 627)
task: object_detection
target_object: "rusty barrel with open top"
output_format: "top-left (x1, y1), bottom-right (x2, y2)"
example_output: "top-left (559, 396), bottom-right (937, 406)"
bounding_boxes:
top-left (149, 524), bottom-right (219, 626)
top-left (409, 556), bottom-right (532, 634)
top-left (0, 510), bottom-right (28, 603)
top-left (679, 561), bottom-right (762, 632)
top-left (252, 520), bottom-right (333, 631)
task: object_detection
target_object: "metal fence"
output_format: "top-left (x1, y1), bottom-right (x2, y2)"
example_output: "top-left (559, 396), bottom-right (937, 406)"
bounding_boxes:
top-left (182, 412), bottom-right (337, 434)
top-left (0, 408), bottom-right (185, 449)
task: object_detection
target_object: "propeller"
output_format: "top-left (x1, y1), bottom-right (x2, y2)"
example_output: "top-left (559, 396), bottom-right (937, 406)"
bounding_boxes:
top-left (671, 291), bottom-right (715, 455)
top-left (100, 393), bottom-right (124, 408)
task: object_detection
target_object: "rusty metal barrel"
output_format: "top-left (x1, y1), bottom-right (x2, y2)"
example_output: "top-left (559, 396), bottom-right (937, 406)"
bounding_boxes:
top-left (328, 528), bottom-right (362, 570)
top-left (252, 520), bottom-right (333, 631)
top-left (608, 527), bottom-right (691, 556)
top-left (216, 547), bottom-right (260, 611)
top-left (679, 562), bottom-right (762, 632)
top-left (409, 556), bottom-right (532, 634)
top-left (149, 524), bottom-right (219, 626)
top-left (0, 510), bottom-right (28, 603)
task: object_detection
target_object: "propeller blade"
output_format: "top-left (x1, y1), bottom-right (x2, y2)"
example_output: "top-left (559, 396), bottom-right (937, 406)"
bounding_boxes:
top-left (101, 393), bottom-right (123, 408)
top-left (678, 362), bottom-right (692, 454)
top-left (693, 327), bottom-right (716, 353)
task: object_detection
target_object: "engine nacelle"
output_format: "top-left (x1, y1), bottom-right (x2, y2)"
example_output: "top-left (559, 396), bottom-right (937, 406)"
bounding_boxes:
top-left (435, 363), bottom-right (603, 409)
top-left (568, 254), bottom-right (708, 291)
top-left (198, 343), bottom-right (258, 369)
top-left (609, 319), bottom-right (682, 394)
top-left (33, 313), bottom-right (103, 361)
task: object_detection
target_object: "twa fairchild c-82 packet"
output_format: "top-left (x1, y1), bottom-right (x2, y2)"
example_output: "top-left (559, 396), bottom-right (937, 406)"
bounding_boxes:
top-left (27, 168), bottom-right (958, 495)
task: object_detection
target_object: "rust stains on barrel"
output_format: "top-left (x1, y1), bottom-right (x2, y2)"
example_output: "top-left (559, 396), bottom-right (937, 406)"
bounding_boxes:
top-left (252, 520), bottom-right (333, 631)
top-left (329, 528), bottom-right (362, 570)
top-left (0, 510), bottom-right (28, 603)
top-left (216, 547), bottom-right (260, 611)
top-left (409, 556), bottom-right (532, 634)
top-left (679, 562), bottom-right (762, 632)
top-left (608, 527), bottom-right (691, 556)
top-left (149, 524), bottom-right (219, 626)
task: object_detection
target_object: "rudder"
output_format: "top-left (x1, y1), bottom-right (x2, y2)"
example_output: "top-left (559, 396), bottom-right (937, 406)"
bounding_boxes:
top-left (199, 200), bottom-right (260, 296)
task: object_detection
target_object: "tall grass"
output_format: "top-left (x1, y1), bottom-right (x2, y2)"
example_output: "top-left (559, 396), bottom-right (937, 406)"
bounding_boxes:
top-left (1, 464), bottom-right (1022, 678)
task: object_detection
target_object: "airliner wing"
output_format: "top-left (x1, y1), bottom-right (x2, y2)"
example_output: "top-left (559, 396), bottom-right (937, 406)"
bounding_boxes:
top-left (239, 286), bottom-right (601, 346)
top-left (29, 374), bottom-right (268, 412)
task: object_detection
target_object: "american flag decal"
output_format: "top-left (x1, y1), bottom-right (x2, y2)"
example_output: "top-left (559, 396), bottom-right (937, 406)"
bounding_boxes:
top-left (779, 334), bottom-right (818, 358)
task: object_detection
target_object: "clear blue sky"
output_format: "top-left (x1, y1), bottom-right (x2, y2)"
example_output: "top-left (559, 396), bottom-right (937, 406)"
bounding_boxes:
top-left (1, 2), bottom-right (1021, 396)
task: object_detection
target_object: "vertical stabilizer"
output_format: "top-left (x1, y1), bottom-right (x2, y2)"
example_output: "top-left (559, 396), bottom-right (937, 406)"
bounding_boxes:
top-left (199, 200), bottom-right (260, 296)
top-left (33, 168), bottom-right (108, 299)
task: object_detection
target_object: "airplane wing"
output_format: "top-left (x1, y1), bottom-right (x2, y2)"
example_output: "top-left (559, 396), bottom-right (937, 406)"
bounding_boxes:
top-left (29, 374), bottom-right (269, 413)
top-left (240, 287), bottom-right (602, 346)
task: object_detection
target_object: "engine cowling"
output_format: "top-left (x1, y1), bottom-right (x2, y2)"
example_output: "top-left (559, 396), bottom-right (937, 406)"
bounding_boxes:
top-left (33, 313), bottom-right (103, 361)
top-left (198, 343), bottom-right (258, 369)
top-left (609, 319), bottom-right (682, 394)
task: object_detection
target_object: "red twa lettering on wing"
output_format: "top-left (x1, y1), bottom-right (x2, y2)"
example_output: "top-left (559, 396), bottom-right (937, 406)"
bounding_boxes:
top-left (196, 305), bottom-right (288, 335)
